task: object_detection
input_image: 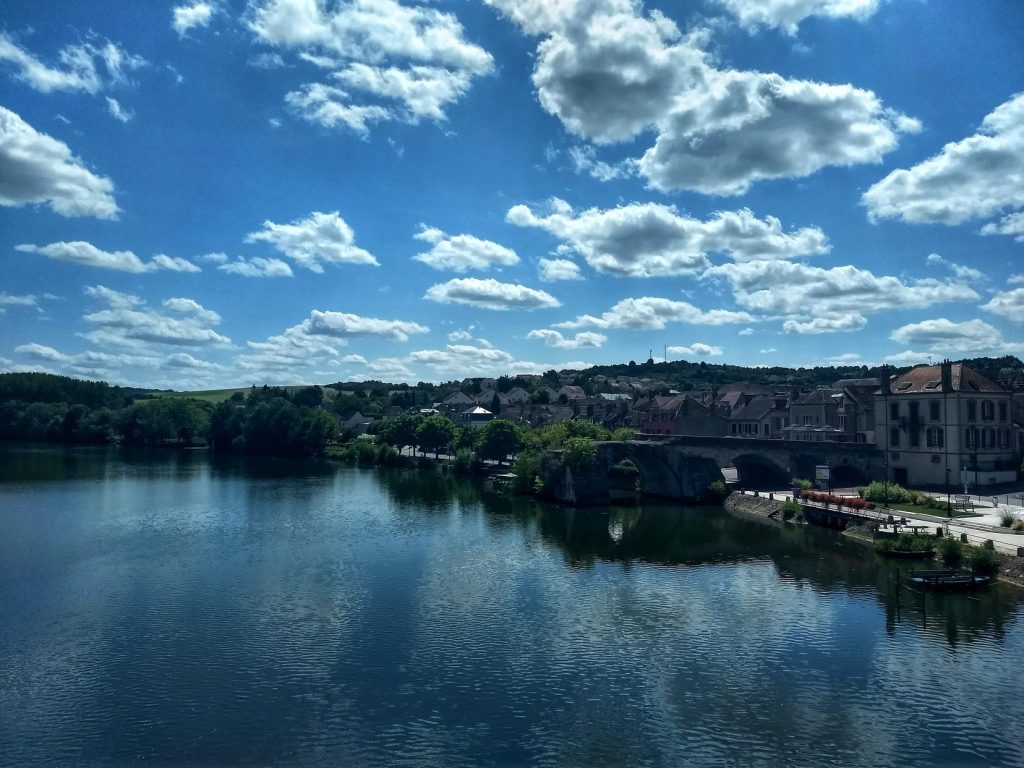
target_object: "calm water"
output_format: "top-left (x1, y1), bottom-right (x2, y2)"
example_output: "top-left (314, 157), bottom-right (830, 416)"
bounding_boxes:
top-left (1, 445), bottom-right (1021, 768)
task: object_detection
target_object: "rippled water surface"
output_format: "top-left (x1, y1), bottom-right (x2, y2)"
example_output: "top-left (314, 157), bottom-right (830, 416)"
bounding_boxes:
top-left (1, 445), bottom-right (1022, 767)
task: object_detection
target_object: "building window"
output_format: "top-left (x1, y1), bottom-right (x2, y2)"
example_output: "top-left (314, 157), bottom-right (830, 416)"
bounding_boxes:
top-left (984, 428), bottom-right (995, 448)
top-left (982, 401), bottom-right (994, 421)
top-left (999, 429), bottom-right (1009, 448)
top-left (926, 427), bottom-right (944, 448)
top-left (929, 401), bottom-right (941, 421)
top-left (967, 400), bottom-right (977, 421)
top-left (966, 427), bottom-right (977, 449)
top-left (890, 427), bottom-right (900, 448)
top-left (999, 401), bottom-right (1008, 422)
top-left (890, 402), bottom-right (899, 421)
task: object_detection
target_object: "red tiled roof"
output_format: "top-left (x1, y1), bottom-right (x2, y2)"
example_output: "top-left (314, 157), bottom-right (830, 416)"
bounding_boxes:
top-left (889, 363), bottom-right (1005, 394)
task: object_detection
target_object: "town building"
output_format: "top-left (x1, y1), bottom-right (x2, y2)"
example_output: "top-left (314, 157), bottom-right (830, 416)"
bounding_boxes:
top-left (876, 361), bottom-right (1018, 488)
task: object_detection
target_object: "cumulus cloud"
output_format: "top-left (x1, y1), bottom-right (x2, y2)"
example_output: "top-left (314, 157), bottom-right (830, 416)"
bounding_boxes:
top-left (238, 308), bottom-right (428, 375)
top-left (508, 198), bottom-right (828, 277)
top-left (0, 32), bottom-right (145, 94)
top-left (980, 211), bottom-right (1024, 242)
top-left (864, 93), bottom-right (1024, 228)
top-left (14, 343), bottom-right (162, 379)
top-left (711, 0), bottom-right (884, 35)
top-left (84, 285), bottom-right (143, 309)
top-left (161, 352), bottom-right (223, 371)
top-left (14, 343), bottom-right (67, 362)
top-left (981, 289), bottom-right (1024, 324)
top-left (413, 226), bottom-right (519, 272)
top-left (105, 97), bottom-right (134, 122)
top-left (409, 343), bottom-right (516, 376)
top-left (487, 0), bottom-right (917, 194)
top-left (538, 258), bottom-right (583, 282)
top-left (783, 315), bottom-right (867, 334)
top-left (83, 302), bottom-right (230, 348)
top-left (163, 297), bottom-right (222, 325)
top-left (0, 107), bottom-right (118, 219)
top-left (556, 297), bottom-right (754, 330)
top-left (249, 0), bottom-right (493, 132)
top-left (925, 253), bottom-right (984, 282)
top-left (526, 329), bottom-right (607, 349)
top-left (17, 241), bottom-right (200, 273)
top-left (668, 343), bottom-right (723, 357)
top-left (567, 144), bottom-right (635, 181)
top-left (218, 256), bottom-right (294, 277)
top-left (706, 260), bottom-right (977, 331)
top-left (173, 2), bottom-right (217, 36)
top-left (889, 318), bottom-right (1024, 354)
top-left (447, 329), bottom-right (473, 342)
top-left (424, 278), bottom-right (560, 310)
top-left (245, 210), bottom-right (378, 271)
top-left (0, 292), bottom-right (39, 313)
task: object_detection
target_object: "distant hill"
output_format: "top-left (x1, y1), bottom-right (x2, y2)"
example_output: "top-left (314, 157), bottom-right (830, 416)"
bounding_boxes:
top-left (0, 372), bottom-right (144, 409)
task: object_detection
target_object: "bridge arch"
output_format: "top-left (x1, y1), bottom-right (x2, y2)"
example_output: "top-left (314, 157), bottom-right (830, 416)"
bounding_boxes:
top-left (728, 453), bottom-right (789, 486)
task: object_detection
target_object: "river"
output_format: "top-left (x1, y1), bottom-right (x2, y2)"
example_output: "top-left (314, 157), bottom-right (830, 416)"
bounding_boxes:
top-left (1, 444), bottom-right (1021, 767)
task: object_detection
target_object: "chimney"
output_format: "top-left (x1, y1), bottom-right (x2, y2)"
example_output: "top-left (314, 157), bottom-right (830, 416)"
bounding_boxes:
top-left (940, 359), bottom-right (953, 392)
top-left (879, 365), bottom-right (891, 395)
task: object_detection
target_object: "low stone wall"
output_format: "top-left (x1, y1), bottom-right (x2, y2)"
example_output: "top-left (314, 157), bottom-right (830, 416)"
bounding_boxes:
top-left (724, 493), bottom-right (782, 520)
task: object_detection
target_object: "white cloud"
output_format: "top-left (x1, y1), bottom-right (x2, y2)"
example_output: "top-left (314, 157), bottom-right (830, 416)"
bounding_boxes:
top-left (84, 285), bottom-right (143, 308)
top-left (0, 107), bottom-right (118, 219)
top-left (882, 350), bottom-right (931, 365)
top-left (245, 210), bottom-right (378, 271)
top-left (410, 343), bottom-right (516, 376)
top-left (218, 256), bottom-right (294, 277)
top-left (17, 241), bottom-right (200, 273)
top-left (301, 310), bottom-right (428, 342)
top-left (706, 260), bottom-right (977, 330)
top-left (509, 199), bottom-right (828, 278)
top-left (738, 327), bottom-right (754, 336)
top-left (567, 145), bottom-right (635, 182)
top-left (15, 343), bottom-right (67, 362)
top-left (425, 278), bottom-right (560, 310)
top-left (413, 226), bottom-right (519, 272)
top-left (526, 329), bottom-right (607, 349)
top-left (825, 352), bottom-right (868, 364)
top-left (668, 343), bottom-right (723, 357)
top-left (162, 352), bottom-right (223, 371)
top-left (981, 289), bottom-right (1024, 324)
top-left (83, 301), bottom-right (230, 348)
top-left (198, 252), bottom-right (229, 264)
top-left (163, 297), bottom-right (222, 325)
top-left (249, 0), bottom-right (492, 132)
top-left (173, 3), bottom-right (216, 36)
top-left (556, 297), bottom-right (754, 330)
top-left (151, 254), bottom-right (202, 273)
top-left (889, 318), bottom-right (1024, 354)
top-left (538, 258), bottom-right (583, 282)
top-left (366, 357), bottom-right (417, 380)
top-left (864, 93), bottom-right (1024, 228)
top-left (783, 314), bottom-right (867, 334)
top-left (712, 0), bottom-right (883, 35)
top-left (341, 354), bottom-right (368, 364)
top-left (105, 97), bottom-right (134, 122)
top-left (447, 329), bottom-right (473, 342)
top-left (980, 211), bottom-right (1024, 242)
top-left (925, 253), bottom-right (984, 282)
top-left (0, 32), bottom-right (145, 94)
top-left (488, 0), bottom-right (917, 195)
top-left (760, 347), bottom-right (777, 354)
top-left (1008, 274), bottom-right (1024, 286)
top-left (0, 292), bottom-right (38, 312)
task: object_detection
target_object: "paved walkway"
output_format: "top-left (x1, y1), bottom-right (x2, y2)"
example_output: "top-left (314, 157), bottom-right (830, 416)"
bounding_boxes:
top-left (737, 489), bottom-right (1024, 556)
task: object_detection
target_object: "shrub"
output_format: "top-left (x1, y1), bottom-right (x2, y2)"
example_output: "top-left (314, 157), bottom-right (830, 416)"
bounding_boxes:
top-left (780, 499), bottom-right (801, 521)
top-left (968, 546), bottom-right (1001, 576)
top-left (562, 437), bottom-right (597, 471)
top-left (1012, 518), bottom-right (1024, 532)
top-left (512, 450), bottom-right (542, 493)
top-left (799, 479), bottom-right (813, 491)
top-left (999, 509), bottom-right (1018, 528)
top-left (450, 448), bottom-right (482, 476)
top-left (939, 537), bottom-right (962, 567)
top-left (857, 487), bottom-right (867, 499)
top-left (701, 479), bottom-right (731, 505)
top-left (864, 481), bottom-right (913, 505)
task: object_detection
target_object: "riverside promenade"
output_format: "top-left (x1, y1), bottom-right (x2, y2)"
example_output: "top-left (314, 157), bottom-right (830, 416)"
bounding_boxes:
top-left (735, 488), bottom-right (1024, 556)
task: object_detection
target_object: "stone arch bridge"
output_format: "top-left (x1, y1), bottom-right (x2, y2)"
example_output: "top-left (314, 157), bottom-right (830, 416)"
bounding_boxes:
top-left (551, 435), bottom-right (881, 506)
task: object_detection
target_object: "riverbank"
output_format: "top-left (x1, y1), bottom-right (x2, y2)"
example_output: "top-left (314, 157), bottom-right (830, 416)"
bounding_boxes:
top-left (724, 492), bottom-right (783, 521)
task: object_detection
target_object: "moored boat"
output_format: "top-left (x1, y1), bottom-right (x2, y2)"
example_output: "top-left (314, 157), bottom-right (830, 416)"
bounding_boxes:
top-left (906, 569), bottom-right (990, 590)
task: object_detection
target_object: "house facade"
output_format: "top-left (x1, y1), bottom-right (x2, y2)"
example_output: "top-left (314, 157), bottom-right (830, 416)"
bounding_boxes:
top-left (876, 361), bottom-right (1018, 487)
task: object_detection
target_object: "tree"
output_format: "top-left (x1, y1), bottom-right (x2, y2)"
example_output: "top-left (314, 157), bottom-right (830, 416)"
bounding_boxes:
top-left (477, 419), bottom-right (523, 465)
top-left (490, 391), bottom-right (502, 415)
top-left (562, 437), bottom-right (597, 471)
top-left (292, 385), bottom-right (324, 409)
top-left (378, 414), bottom-right (423, 454)
top-left (416, 415), bottom-right (457, 458)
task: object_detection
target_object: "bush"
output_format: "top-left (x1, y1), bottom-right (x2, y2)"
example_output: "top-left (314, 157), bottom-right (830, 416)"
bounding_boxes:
top-left (512, 450), bottom-right (542, 493)
top-left (999, 509), bottom-right (1018, 528)
top-left (864, 481), bottom-right (913, 505)
top-left (780, 499), bottom-right (801, 521)
top-left (968, 546), bottom-right (1001, 576)
top-left (875, 534), bottom-right (934, 554)
top-left (701, 479), bottom-right (731, 505)
top-left (939, 537), bottom-right (962, 567)
top-left (450, 448), bottom-right (482, 476)
top-left (562, 437), bottom-right (597, 471)
top-left (1012, 518), bottom-right (1024, 532)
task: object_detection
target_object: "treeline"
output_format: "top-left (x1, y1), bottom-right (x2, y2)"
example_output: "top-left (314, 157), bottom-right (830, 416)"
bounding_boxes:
top-left (209, 387), bottom-right (335, 456)
top-left (0, 375), bottom-right (334, 457)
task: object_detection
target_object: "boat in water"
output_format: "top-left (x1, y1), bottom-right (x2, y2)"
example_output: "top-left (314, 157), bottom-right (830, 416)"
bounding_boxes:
top-left (906, 569), bottom-right (990, 590)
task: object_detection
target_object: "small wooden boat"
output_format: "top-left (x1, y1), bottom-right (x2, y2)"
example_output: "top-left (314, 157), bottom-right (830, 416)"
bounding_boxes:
top-left (906, 569), bottom-right (990, 590)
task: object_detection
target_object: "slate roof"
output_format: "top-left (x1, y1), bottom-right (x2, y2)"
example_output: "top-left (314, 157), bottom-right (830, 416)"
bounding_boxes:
top-left (889, 363), bottom-right (1005, 395)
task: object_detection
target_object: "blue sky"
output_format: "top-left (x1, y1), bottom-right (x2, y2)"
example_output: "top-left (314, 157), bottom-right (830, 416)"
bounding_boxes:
top-left (1, 0), bottom-right (1022, 388)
